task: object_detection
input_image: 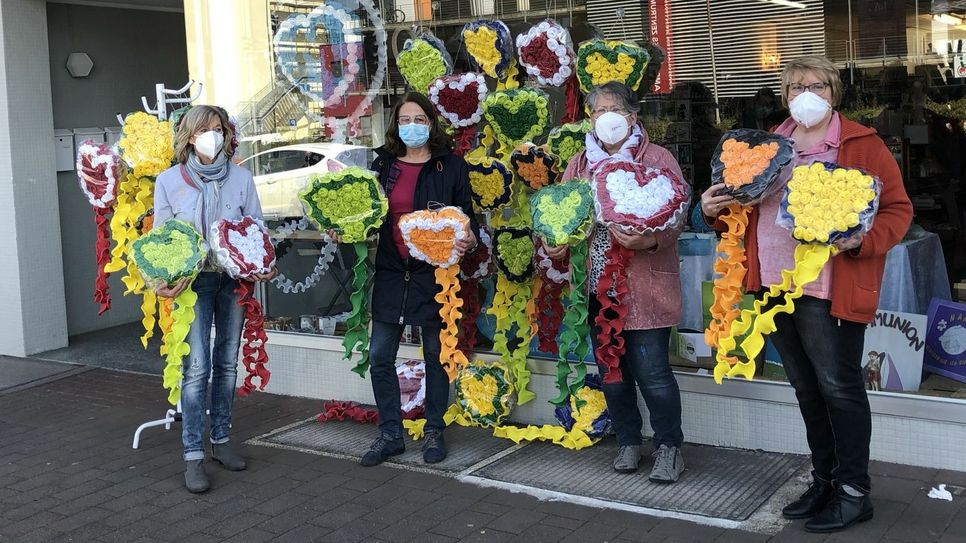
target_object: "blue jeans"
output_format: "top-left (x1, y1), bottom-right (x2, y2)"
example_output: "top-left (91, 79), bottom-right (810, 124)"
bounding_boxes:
top-left (591, 299), bottom-right (684, 448)
top-left (768, 295), bottom-right (871, 492)
top-left (181, 272), bottom-right (244, 461)
top-left (369, 320), bottom-right (448, 439)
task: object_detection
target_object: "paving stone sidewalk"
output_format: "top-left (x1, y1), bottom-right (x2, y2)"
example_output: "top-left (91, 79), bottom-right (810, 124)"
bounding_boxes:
top-left (1, 356), bottom-right (965, 542)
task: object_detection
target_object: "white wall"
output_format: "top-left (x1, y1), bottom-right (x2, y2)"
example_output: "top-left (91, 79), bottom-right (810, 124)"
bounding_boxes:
top-left (0, 0), bottom-right (68, 355)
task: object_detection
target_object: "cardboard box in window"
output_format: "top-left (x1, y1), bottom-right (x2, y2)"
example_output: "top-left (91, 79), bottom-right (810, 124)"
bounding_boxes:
top-left (670, 328), bottom-right (713, 369)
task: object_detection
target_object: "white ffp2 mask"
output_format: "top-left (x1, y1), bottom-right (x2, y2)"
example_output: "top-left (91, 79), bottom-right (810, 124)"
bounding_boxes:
top-left (789, 91), bottom-right (831, 128)
top-left (195, 131), bottom-right (225, 159)
top-left (594, 111), bottom-right (631, 145)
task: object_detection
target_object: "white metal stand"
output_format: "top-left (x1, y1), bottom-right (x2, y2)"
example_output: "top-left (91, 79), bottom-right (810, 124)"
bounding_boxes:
top-left (132, 401), bottom-right (181, 449)
top-left (130, 78), bottom-right (204, 450)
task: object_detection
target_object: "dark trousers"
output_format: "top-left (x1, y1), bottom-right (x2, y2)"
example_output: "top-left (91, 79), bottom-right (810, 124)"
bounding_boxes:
top-left (769, 295), bottom-right (872, 493)
top-left (369, 320), bottom-right (448, 439)
top-left (591, 298), bottom-right (684, 448)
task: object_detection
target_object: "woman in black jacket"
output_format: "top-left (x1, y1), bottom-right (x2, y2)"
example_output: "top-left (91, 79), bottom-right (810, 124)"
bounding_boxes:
top-left (359, 91), bottom-right (478, 466)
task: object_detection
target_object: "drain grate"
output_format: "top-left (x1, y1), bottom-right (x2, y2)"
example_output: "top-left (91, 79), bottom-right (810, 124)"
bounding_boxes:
top-left (471, 441), bottom-right (806, 521)
top-left (252, 418), bottom-right (517, 473)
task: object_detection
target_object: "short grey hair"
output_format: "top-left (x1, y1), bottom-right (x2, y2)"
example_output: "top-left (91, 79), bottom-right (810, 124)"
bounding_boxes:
top-left (584, 81), bottom-right (640, 115)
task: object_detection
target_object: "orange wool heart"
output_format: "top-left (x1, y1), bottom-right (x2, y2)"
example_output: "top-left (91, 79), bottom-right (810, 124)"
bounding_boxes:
top-left (399, 207), bottom-right (471, 268)
top-left (719, 139), bottom-right (780, 189)
top-left (409, 226), bottom-right (458, 264)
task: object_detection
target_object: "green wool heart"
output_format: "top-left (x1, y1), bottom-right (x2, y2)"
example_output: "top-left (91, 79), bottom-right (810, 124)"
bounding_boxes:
top-left (530, 180), bottom-right (594, 247)
top-left (483, 89), bottom-right (550, 146)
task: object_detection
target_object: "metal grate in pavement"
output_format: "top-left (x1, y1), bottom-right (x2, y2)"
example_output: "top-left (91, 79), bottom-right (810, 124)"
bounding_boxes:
top-left (251, 417), bottom-right (517, 473)
top-left (471, 440), bottom-right (806, 521)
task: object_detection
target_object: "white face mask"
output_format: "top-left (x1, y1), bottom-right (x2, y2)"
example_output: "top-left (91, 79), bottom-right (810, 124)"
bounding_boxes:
top-left (594, 111), bottom-right (631, 145)
top-left (194, 130), bottom-right (225, 159)
top-left (789, 91), bottom-right (831, 128)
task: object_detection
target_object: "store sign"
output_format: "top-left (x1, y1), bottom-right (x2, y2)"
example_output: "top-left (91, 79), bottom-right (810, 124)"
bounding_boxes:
top-left (924, 298), bottom-right (966, 384)
top-left (649, 0), bottom-right (673, 93)
top-left (862, 310), bottom-right (926, 392)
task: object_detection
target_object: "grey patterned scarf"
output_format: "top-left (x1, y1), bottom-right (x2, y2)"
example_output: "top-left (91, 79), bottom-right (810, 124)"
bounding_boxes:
top-left (185, 151), bottom-right (230, 241)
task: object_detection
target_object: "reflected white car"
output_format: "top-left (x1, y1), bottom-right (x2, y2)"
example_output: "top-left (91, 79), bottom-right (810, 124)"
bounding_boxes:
top-left (240, 143), bottom-right (374, 220)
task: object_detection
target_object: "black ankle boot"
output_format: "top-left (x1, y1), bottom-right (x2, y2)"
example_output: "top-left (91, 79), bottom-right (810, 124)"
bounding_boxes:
top-left (805, 485), bottom-right (873, 533)
top-left (782, 480), bottom-right (833, 519)
top-left (360, 434), bottom-right (405, 467)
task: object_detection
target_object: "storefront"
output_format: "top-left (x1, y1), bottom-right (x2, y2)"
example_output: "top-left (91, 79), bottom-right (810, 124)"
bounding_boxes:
top-left (2, 0), bottom-right (963, 470)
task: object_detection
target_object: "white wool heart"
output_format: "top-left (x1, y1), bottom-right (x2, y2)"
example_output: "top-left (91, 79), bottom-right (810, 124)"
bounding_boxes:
top-left (604, 170), bottom-right (676, 219)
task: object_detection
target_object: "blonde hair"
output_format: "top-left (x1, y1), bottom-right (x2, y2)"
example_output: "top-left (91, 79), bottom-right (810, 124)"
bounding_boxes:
top-left (173, 105), bottom-right (235, 164)
top-left (780, 56), bottom-right (843, 108)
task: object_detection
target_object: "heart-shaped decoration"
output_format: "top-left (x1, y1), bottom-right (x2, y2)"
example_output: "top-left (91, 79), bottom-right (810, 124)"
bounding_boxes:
top-left (118, 112), bottom-right (174, 178)
top-left (429, 73), bottom-right (487, 128)
top-left (482, 88), bottom-right (551, 147)
top-left (399, 206), bottom-right (472, 268)
top-left (397, 34), bottom-right (452, 95)
top-left (76, 141), bottom-right (123, 209)
top-left (783, 162), bottom-right (878, 244)
top-left (511, 143), bottom-right (562, 191)
top-left (711, 129), bottom-right (794, 204)
top-left (592, 160), bottom-right (690, 235)
top-left (554, 374), bottom-right (610, 438)
top-left (466, 156), bottom-right (514, 212)
top-left (530, 179), bottom-right (594, 247)
top-left (272, 2), bottom-right (388, 142)
top-left (547, 120), bottom-right (591, 165)
top-left (516, 20), bottom-right (575, 87)
top-left (575, 39), bottom-right (650, 94)
top-left (210, 216), bottom-right (277, 280)
top-left (298, 166), bottom-right (389, 244)
top-left (456, 361), bottom-right (515, 427)
top-left (462, 19), bottom-right (514, 80)
top-left (493, 227), bottom-right (535, 281)
top-left (131, 219), bottom-right (205, 288)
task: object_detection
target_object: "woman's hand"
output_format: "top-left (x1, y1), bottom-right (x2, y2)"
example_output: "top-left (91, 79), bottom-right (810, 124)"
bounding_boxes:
top-left (833, 233), bottom-right (864, 253)
top-left (251, 268), bottom-right (279, 282)
top-left (543, 244), bottom-right (568, 260)
top-left (325, 229), bottom-right (343, 243)
top-left (455, 230), bottom-right (477, 257)
top-left (609, 226), bottom-right (657, 251)
top-left (701, 183), bottom-right (739, 217)
top-left (155, 277), bottom-right (191, 299)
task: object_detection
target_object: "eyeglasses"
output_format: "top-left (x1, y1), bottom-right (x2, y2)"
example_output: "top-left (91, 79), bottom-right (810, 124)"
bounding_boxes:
top-left (590, 107), bottom-right (630, 118)
top-left (398, 115), bottom-right (430, 125)
top-left (788, 82), bottom-right (830, 95)
top-left (194, 126), bottom-right (224, 136)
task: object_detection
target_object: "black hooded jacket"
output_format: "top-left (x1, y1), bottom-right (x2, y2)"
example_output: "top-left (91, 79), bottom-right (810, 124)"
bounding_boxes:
top-left (369, 146), bottom-right (480, 327)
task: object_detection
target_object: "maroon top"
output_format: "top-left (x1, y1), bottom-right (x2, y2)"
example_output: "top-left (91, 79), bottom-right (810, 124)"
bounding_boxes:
top-left (389, 160), bottom-right (422, 259)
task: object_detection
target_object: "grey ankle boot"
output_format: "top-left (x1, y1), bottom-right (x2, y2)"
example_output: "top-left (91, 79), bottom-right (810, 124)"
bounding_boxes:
top-left (212, 443), bottom-right (247, 471)
top-left (184, 460), bottom-right (210, 493)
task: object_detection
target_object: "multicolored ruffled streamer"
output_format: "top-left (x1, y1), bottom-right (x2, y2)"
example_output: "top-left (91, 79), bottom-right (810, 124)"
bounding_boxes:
top-left (458, 277), bottom-right (482, 356)
top-left (316, 400), bottom-right (379, 424)
top-left (236, 280), bottom-right (270, 396)
top-left (594, 241), bottom-right (633, 384)
top-left (715, 244), bottom-right (835, 382)
top-left (434, 266), bottom-right (469, 381)
top-left (346, 242), bottom-right (372, 377)
top-left (93, 206), bottom-right (113, 315)
top-left (706, 204), bottom-right (751, 380)
top-left (553, 240), bottom-right (590, 405)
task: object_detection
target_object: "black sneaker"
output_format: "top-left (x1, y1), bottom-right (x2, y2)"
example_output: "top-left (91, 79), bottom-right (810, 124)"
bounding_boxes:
top-left (360, 434), bottom-right (405, 467)
top-left (422, 430), bottom-right (447, 464)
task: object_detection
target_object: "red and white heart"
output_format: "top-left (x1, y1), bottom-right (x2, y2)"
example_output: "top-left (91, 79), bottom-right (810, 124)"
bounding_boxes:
top-left (76, 141), bottom-right (122, 209)
top-left (593, 162), bottom-right (690, 233)
top-left (429, 73), bottom-right (487, 128)
top-left (515, 20), bottom-right (574, 87)
top-left (211, 217), bottom-right (276, 279)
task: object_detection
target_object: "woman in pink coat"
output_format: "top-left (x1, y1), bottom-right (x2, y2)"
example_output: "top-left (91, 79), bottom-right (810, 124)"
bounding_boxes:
top-left (547, 81), bottom-right (688, 483)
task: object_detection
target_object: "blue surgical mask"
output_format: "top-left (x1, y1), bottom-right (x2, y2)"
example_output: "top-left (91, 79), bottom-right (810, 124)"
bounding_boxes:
top-left (399, 123), bottom-right (430, 148)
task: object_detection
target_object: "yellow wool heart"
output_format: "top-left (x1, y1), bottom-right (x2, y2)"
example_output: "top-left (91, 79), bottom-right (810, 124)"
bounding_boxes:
top-left (464, 26), bottom-right (501, 77)
top-left (470, 170), bottom-right (509, 207)
top-left (585, 52), bottom-right (635, 85)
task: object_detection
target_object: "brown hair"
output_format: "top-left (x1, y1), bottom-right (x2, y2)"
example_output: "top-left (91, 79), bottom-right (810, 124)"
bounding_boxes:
top-left (384, 92), bottom-right (453, 157)
top-left (173, 105), bottom-right (235, 164)
top-left (780, 56), bottom-right (843, 108)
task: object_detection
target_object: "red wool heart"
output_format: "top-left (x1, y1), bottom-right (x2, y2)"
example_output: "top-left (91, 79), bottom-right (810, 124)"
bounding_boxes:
top-left (437, 83), bottom-right (481, 122)
top-left (520, 34), bottom-right (561, 79)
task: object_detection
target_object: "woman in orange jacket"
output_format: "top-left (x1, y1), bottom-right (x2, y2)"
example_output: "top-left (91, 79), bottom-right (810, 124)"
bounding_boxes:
top-left (701, 56), bottom-right (912, 534)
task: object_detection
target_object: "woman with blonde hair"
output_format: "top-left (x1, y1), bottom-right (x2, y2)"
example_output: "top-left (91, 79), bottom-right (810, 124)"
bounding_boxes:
top-left (154, 105), bottom-right (276, 493)
top-left (701, 56), bottom-right (912, 533)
